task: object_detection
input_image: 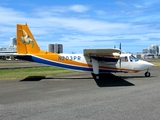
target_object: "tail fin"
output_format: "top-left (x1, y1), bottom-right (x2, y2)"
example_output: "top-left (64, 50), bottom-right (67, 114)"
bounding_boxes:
top-left (16, 24), bottom-right (40, 54)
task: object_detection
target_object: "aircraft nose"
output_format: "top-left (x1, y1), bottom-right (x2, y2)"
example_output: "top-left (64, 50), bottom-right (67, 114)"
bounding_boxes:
top-left (138, 60), bottom-right (154, 70)
top-left (145, 62), bottom-right (154, 68)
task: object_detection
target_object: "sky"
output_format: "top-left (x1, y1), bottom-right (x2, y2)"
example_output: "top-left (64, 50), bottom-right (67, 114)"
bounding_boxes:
top-left (0, 0), bottom-right (160, 53)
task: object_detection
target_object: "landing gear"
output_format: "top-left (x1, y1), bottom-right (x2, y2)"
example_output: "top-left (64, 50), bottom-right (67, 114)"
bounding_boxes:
top-left (91, 73), bottom-right (100, 80)
top-left (145, 69), bottom-right (151, 77)
top-left (145, 72), bottom-right (150, 77)
top-left (95, 75), bottom-right (100, 80)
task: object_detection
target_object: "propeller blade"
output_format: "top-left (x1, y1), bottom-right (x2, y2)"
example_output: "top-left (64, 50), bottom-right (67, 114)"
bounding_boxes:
top-left (119, 43), bottom-right (121, 69)
top-left (119, 43), bottom-right (121, 54)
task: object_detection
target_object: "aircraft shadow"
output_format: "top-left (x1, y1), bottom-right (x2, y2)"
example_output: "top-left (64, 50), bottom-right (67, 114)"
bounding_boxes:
top-left (92, 73), bottom-right (135, 87)
top-left (20, 76), bottom-right (46, 82)
top-left (19, 76), bottom-right (93, 82)
top-left (20, 74), bottom-right (135, 87)
top-left (20, 75), bottom-right (153, 82)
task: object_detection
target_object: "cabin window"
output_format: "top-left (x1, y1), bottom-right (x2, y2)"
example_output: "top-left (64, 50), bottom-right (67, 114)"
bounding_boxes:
top-left (121, 56), bottom-right (128, 62)
top-left (129, 55), bottom-right (138, 62)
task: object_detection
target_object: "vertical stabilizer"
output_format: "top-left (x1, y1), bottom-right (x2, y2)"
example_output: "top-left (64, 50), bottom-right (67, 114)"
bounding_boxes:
top-left (16, 24), bottom-right (40, 54)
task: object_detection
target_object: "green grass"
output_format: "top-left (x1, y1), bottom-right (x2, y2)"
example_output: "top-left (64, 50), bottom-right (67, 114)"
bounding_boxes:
top-left (0, 67), bottom-right (78, 80)
top-left (0, 58), bottom-right (159, 80)
top-left (151, 62), bottom-right (160, 66)
top-left (144, 58), bottom-right (160, 66)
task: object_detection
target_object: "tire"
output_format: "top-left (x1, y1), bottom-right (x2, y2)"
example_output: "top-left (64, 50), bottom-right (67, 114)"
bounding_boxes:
top-left (145, 72), bottom-right (150, 77)
top-left (91, 73), bottom-right (100, 80)
top-left (95, 75), bottom-right (99, 80)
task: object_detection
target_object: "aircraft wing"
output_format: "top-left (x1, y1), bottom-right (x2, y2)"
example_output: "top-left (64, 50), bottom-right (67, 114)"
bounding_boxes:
top-left (84, 48), bottom-right (120, 56)
top-left (83, 48), bottom-right (120, 62)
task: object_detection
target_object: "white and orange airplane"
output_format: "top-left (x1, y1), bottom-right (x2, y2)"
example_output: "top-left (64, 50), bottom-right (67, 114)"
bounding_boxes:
top-left (14, 24), bottom-right (154, 80)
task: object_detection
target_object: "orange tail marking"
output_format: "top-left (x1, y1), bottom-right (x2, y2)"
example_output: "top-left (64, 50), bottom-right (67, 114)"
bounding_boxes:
top-left (16, 24), bottom-right (40, 54)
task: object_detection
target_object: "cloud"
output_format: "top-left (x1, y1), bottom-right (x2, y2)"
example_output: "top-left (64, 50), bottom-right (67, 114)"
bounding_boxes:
top-left (34, 4), bottom-right (90, 17)
top-left (0, 6), bottom-right (136, 35)
top-left (0, 2), bottom-right (160, 53)
top-left (69, 5), bottom-right (89, 12)
top-left (0, 4), bottom-right (157, 36)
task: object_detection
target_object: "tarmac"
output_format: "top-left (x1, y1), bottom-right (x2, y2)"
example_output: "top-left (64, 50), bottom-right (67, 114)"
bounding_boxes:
top-left (0, 66), bottom-right (160, 120)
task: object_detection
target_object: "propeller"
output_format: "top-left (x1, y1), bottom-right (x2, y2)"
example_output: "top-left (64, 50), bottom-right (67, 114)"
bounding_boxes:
top-left (119, 43), bottom-right (121, 54)
top-left (119, 43), bottom-right (121, 69)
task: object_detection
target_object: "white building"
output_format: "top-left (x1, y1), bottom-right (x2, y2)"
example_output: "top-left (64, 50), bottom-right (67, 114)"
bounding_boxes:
top-left (142, 49), bottom-right (148, 54)
top-left (148, 44), bottom-right (159, 55)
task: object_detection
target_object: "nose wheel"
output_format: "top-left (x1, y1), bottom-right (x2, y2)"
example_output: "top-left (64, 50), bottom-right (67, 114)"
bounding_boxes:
top-left (145, 71), bottom-right (150, 77)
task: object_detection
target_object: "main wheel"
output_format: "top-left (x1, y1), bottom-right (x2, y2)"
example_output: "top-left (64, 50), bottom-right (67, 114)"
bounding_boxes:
top-left (145, 72), bottom-right (150, 77)
top-left (91, 73), bottom-right (100, 80)
top-left (95, 75), bottom-right (99, 80)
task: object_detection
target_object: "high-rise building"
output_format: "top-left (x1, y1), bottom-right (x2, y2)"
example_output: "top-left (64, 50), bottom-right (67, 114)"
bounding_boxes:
top-left (48, 44), bottom-right (54, 52)
top-left (48, 44), bottom-right (63, 53)
top-left (148, 44), bottom-right (159, 55)
top-left (10, 37), bottom-right (16, 47)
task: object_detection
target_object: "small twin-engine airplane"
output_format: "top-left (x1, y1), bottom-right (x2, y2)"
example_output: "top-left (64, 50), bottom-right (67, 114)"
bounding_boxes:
top-left (14, 24), bottom-right (154, 80)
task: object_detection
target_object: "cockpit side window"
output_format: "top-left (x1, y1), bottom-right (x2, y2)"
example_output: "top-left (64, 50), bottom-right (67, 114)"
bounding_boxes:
top-left (130, 55), bottom-right (138, 62)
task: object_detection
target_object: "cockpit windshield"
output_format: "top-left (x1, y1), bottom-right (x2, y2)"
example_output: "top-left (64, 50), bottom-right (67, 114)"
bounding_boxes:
top-left (129, 55), bottom-right (138, 62)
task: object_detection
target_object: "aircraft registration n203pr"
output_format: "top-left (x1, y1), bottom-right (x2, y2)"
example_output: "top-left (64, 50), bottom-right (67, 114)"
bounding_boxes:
top-left (58, 55), bottom-right (81, 61)
top-left (13, 24), bottom-right (154, 80)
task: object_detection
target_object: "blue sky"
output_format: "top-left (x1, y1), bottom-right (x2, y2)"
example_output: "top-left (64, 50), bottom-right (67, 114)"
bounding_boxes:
top-left (0, 0), bottom-right (160, 53)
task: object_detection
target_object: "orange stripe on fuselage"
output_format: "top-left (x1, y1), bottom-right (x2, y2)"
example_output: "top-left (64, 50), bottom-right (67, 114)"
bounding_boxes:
top-left (34, 51), bottom-right (140, 73)
top-left (35, 51), bottom-right (91, 67)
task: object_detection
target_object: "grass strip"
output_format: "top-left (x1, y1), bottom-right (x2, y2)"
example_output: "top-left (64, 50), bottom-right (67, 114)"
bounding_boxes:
top-left (0, 67), bottom-right (78, 80)
top-left (0, 59), bottom-right (159, 80)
